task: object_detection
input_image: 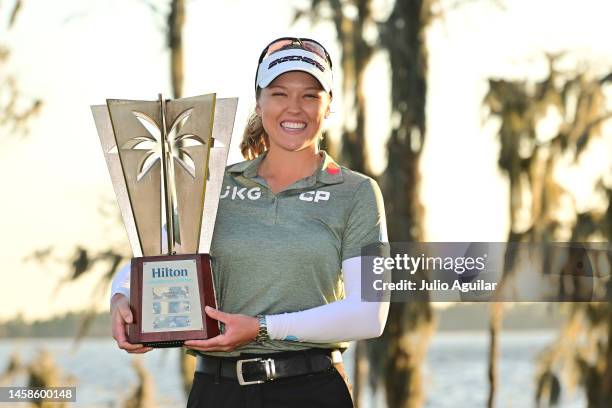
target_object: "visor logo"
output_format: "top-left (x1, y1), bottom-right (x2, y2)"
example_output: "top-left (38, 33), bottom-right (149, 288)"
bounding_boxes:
top-left (268, 55), bottom-right (325, 72)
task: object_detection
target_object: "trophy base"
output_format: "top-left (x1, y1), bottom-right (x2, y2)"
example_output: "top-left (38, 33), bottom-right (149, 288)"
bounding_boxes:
top-left (144, 340), bottom-right (186, 348)
top-left (127, 253), bottom-right (219, 348)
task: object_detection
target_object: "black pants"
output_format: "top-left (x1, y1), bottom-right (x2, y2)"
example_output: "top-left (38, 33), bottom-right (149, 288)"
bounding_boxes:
top-left (186, 363), bottom-right (354, 408)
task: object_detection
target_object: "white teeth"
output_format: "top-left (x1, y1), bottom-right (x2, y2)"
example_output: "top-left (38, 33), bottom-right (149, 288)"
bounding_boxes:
top-left (281, 121), bottom-right (306, 130)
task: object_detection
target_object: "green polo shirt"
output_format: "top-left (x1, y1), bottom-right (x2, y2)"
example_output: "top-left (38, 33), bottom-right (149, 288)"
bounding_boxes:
top-left (193, 149), bottom-right (387, 357)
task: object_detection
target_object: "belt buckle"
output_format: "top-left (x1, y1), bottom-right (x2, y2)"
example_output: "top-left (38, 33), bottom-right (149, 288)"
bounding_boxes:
top-left (236, 357), bottom-right (276, 386)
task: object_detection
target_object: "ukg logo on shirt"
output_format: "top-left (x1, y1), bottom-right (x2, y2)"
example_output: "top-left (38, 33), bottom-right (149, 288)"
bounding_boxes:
top-left (220, 186), bottom-right (262, 200)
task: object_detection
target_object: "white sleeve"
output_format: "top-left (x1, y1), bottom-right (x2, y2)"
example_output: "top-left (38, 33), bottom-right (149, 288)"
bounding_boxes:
top-left (110, 226), bottom-right (168, 306)
top-left (110, 262), bottom-right (131, 305)
top-left (265, 256), bottom-right (390, 343)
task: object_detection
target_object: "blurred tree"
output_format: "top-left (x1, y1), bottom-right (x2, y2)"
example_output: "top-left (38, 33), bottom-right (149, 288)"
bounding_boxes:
top-left (0, 352), bottom-right (23, 385)
top-left (484, 56), bottom-right (612, 407)
top-left (26, 350), bottom-right (75, 408)
top-left (141, 0), bottom-right (184, 98)
top-left (122, 359), bottom-right (158, 408)
top-left (297, 0), bottom-right (491, 405)
top-left (295, 0), bottom-right (375, 173)
top-left (0, 0), bottom-right (42, 137)
top-left (295, 1), bottom-right (435, 406)
top-left (53, 0), bottom-right (196, 399)
top-left (377, 3), bottom-right (435, 407)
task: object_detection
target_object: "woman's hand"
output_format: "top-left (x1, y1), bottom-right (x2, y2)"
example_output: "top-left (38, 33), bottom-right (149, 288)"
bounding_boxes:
top-left (183, 306), bottom-right (259, 352)
top-left (111, 293), bottom-right (153, 354)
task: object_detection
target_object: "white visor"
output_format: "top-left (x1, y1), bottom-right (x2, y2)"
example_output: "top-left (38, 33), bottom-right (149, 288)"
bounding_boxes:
top-left (256, 48), bottom-right (333, 93)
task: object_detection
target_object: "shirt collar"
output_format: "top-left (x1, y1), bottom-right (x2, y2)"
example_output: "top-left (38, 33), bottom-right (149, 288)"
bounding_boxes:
top-left (316, 150), bottom-right (344, 184)
top-left (227, 152), bottom-right (266, 178)
top-left (227, 150), bottom-right (344, 185)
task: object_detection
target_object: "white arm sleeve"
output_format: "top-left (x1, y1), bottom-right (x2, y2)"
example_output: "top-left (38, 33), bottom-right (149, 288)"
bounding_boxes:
top-left (266, 256), bottom-right (390, 343)
top-left (110, 262), bottom-right (131, 304)
top-left (110, 226), bottom-right (168, 306)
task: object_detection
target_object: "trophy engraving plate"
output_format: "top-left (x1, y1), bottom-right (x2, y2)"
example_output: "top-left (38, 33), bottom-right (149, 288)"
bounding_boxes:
top-left (142, 259), bottom-right (202, 333)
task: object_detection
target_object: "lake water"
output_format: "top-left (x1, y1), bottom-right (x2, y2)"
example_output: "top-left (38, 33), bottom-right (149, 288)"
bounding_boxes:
top-left (0, 331), bottom-right (586, 407)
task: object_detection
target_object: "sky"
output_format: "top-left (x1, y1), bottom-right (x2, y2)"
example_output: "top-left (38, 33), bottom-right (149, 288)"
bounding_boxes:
top-left (1, 0), bottom-right (611, 321)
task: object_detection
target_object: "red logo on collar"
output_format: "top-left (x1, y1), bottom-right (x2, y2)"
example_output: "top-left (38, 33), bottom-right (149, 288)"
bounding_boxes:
top-left (326, 162), bottom-right (340, 175)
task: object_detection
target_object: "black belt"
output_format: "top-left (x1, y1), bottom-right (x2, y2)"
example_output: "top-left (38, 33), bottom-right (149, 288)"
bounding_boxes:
top-left (195, 349), bottom-right (343, 386)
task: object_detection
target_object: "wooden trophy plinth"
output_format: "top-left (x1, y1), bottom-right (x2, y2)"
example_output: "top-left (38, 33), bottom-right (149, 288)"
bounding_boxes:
top-left (127, 253), bottom-right (220, 348)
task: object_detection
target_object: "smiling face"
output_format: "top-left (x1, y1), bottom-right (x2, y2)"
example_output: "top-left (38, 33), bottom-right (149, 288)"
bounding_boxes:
top-left (256, 71), bottom-right (331, 154)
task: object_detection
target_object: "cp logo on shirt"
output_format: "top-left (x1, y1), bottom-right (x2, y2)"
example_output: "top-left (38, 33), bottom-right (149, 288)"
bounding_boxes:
top-left (299, 190), bottom-right (330, 203)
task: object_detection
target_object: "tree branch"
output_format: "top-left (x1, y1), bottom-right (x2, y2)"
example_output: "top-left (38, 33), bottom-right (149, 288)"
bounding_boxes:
top-left (8, 0), bottom-right (21, 28)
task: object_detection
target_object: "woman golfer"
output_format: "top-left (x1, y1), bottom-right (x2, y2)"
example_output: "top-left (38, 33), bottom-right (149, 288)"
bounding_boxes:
top-left (110, 36), bottom-right (389, 408)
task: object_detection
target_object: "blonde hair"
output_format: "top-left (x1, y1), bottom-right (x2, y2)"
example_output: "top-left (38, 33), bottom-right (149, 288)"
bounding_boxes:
top-left (240, 113), bottom-right (268, 160)
top-left (239, 88), bottom-right (266, 159)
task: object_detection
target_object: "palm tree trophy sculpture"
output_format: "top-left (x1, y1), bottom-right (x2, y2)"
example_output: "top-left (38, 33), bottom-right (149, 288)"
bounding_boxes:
top-left (91, 94), bottom-right (238, 347)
